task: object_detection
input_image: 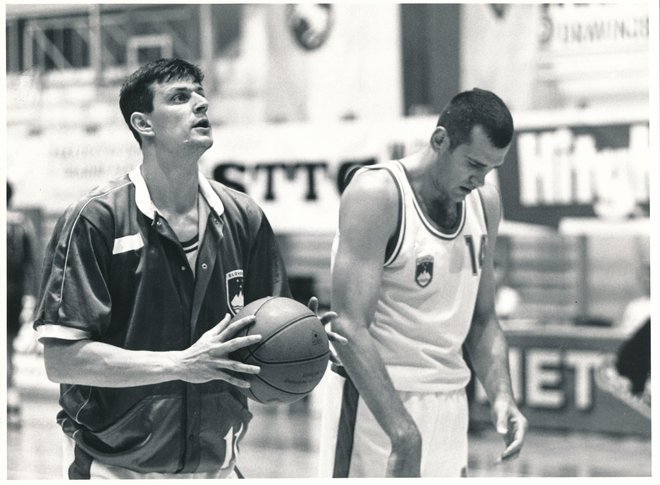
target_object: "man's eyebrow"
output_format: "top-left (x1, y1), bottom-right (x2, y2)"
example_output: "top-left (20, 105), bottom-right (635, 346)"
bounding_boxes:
top-left (165, 84), bottom-right (205, 94)
top-left (163, 86), bottom-right (188, 95)
top-left (467, 156), bottom-right (488, 167)
top-left (467, 156), bottom-right (503, 169)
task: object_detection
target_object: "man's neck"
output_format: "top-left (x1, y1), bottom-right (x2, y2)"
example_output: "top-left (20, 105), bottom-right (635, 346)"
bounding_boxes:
top-left (403, 151), bottom-right (449, 206)
top-left (141, 152), bottom-right (199, 215)
top-left (403, 151), bottom-right (458, 231)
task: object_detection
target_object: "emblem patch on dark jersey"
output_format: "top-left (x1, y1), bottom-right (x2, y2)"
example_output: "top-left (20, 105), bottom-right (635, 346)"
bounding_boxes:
top-left (415, 256), bottom-right (434, 288)
top-left (226, 269), bottom-right (245, 316)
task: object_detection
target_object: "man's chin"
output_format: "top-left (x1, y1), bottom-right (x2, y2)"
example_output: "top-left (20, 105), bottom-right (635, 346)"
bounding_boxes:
top-left (456, 187), bottom-right (473, 199)
top-left (194, 136), bottom-right (214, 150)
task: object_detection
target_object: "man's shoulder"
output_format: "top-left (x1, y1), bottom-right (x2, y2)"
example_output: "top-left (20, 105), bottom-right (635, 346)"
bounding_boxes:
top-left (343, 163), bottom-right (400, 206)
top-left (339, 164), bottom-right (401, 241)
top-left (476, 183), bottom-right (500, 206)
top-left (61, 174), bottom-right (134, 224)
top-left (205, 178), bottom-right (264, 221)
top-left (475, 183), bottom-right (502, 232)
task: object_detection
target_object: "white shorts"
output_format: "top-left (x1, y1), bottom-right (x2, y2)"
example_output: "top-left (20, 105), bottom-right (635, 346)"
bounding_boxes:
top-left (318, 367), bottom-right (468, 477)
top-left (62, 434), bottom-right (237, 479)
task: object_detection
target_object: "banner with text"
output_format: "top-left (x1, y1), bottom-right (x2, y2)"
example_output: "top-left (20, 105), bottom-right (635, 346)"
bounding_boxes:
top-left (6, 110), bottom-right (649, 232)
top-left (500, 111), bottom-right (649, 227)
top-left (470, 324), bottom-right (650, 436)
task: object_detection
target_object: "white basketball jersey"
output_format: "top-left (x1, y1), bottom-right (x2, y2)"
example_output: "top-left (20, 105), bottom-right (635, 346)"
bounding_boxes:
top-left (333, 161), bottom-right (488, 392)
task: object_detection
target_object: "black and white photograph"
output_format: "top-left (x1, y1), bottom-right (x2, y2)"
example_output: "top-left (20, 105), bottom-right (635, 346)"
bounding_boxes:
top-left (3, 1), bottom-right (657, 480)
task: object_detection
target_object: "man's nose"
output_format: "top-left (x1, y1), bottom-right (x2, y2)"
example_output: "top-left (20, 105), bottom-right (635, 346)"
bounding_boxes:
top-left (193, 93), bottom-right (208, 113)
top-left (470, 173), bottom-right (486, 188)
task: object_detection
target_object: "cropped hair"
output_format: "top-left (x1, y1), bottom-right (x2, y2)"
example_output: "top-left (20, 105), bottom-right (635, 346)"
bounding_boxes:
top-left (119, 58), bottom-right (204, 146)
top-left (437, 88), bottom-right (514, 151)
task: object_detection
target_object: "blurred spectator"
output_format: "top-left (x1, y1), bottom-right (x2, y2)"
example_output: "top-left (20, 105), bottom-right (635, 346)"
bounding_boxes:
top-left (6, 181), bottom-right (38, 426)
top-left (595, 236), bottom-right (650, 418)
top-left (615, 318), bottom-right (650, 397)
top-left (494, 256), bottom-right (522, 320)
top-left (619, 236), bottom-right (651, 337)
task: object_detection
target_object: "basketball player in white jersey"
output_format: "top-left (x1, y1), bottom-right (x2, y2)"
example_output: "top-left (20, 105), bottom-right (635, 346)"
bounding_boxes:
top-left (319, 88), bottom-right (527, 477)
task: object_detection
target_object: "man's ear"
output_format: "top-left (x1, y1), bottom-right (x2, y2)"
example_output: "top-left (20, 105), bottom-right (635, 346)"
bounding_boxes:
top-left (130, 113), bottom-right (153, 138)
top-left (430, 126), bottom-right (448, 152)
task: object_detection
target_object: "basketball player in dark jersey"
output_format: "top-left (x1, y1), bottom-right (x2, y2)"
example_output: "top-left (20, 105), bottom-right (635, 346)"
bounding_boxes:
top-left (34, 58), bottom-right (342, 479)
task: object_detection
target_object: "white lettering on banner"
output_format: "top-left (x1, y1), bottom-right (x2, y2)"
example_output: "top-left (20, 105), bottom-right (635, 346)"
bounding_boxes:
top-left (517, 124), bottom-right (648, 206)
top-left (564, 351), bottom-right (603, 410)
top-left (526, 350), bottom-right (564, 408)
top-left (475, 347), bottom-right (605, 411)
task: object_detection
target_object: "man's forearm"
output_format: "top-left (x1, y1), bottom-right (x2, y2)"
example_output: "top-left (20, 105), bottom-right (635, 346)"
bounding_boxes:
top-left (44, 338), bottom-right (183, 387)
top-left (467, 317), bottom-right (515, 402)
top-left (334, 325), bottom-right (420, 446)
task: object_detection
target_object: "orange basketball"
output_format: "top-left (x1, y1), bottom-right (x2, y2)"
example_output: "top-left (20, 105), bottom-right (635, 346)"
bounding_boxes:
top-left (229, 296), bottom-right (330, 404)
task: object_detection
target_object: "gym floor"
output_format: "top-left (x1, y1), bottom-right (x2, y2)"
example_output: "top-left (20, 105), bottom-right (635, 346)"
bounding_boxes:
top-left (6, 386), bottom-right (652, 479)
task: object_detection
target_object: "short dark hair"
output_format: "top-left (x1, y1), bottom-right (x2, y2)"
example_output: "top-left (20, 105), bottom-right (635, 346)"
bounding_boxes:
top-left (437, 88), bottom-right (514, 151)
top-left (119, 58), bottom-right (205, 146)
top-left (7, 181), bottom-right (13, 205)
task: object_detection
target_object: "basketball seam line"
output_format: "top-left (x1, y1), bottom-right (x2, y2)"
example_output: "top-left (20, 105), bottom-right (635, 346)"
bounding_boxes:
top-left (245, 312), bottom-right (321, 357)
top-left (251, 373), bottom-right (320, 396)
top-left (248, 351), bottom-right (330, 365)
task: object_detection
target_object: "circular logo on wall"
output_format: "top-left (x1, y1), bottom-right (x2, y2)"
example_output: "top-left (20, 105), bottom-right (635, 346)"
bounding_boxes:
top-left (286, 4), bottom-right (334, 51)
top-left (539, 14), bottom-right (554, 45)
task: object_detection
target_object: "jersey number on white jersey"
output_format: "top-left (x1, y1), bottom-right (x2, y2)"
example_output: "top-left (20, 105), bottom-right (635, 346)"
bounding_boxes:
top-left (464, 235), bottom-right (487, 275)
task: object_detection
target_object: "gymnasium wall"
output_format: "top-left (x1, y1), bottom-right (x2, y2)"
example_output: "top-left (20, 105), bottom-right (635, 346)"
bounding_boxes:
top-left (5, 3), bottom-right (652, 324)
top-left (5, 2), bottom-right (653, 438)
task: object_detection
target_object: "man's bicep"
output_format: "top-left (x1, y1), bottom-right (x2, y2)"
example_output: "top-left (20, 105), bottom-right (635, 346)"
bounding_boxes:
top-left (332, 238), bottom-right (386, 325)
top-left (471, 266), bottom-right (497, 329)
top-left (35, 212), bottom-right (112, 339)
top-left (467, 185), bottom-right (502, 342)
top-left (332, 176), bottom-right (397, 324)
top-left (476, 184), bottom-right (502, 314)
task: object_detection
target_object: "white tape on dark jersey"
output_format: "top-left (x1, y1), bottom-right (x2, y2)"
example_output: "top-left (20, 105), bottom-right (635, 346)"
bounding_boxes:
top-left (112, 233), bottom-right (144, 254)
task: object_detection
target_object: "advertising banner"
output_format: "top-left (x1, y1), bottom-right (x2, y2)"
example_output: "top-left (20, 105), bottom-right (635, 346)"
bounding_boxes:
top-left (461, 3), bottom-right (649, 110)
top-left (500, 111), bottom-right (649, 227)
top-left (470, 323), bottom-right (650, 436)
top-left (6, 117), bottom-right (433, 232)
top-left (6, 126), bottom-right (141, 211)
top-left (7, 110), bottom-right (649, 232)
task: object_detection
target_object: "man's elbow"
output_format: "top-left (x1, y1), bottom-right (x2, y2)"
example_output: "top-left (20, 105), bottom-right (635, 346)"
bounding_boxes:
top-left (43, 358), bottom-right (67, 384)
top-left (42, 339), bottom-right (75, 383)
top-left (44, 366), bottom-right (65, 384)
top-left (331, 313), bottom-right (365, 343)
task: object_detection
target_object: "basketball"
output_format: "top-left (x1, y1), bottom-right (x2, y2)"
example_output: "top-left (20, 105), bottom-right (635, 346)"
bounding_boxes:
top-left (230, 296), bottom-right (330, 404)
